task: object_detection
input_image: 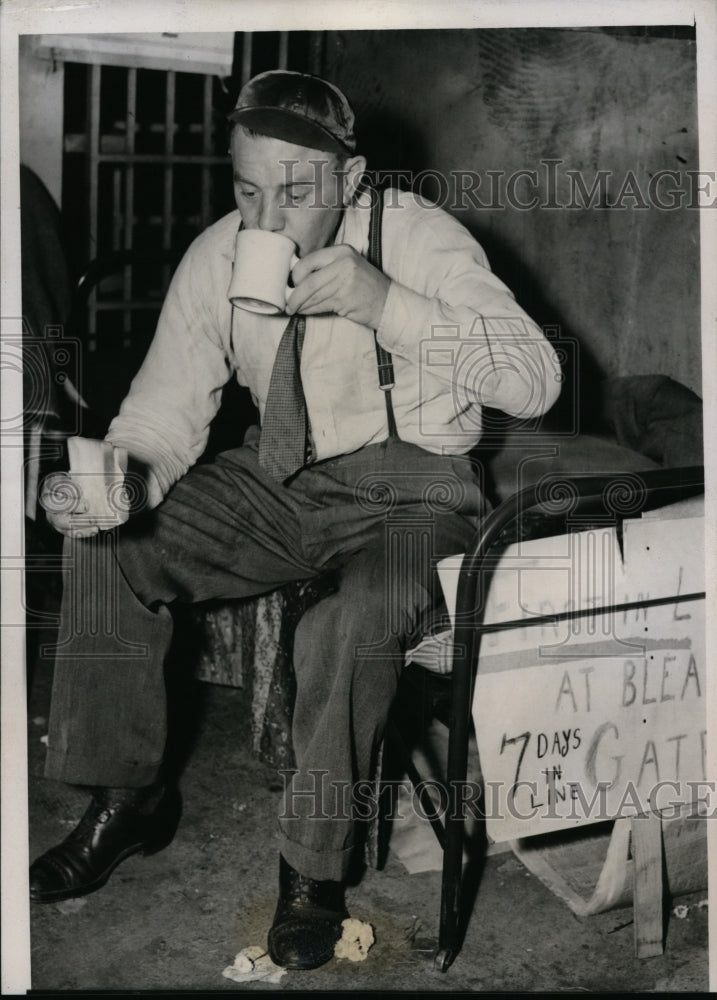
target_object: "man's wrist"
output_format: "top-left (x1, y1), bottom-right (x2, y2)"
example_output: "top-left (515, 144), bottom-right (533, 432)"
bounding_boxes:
top-left (370, 274), bottom-right (392, 331)
top-left (124, 454), bottom-right (159, 515)
top-left (375, 279), bottom-right (432, 360)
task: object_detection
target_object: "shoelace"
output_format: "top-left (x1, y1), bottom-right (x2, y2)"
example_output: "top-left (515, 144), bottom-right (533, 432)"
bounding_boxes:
top-left (291, 871), bottom-right (318, 905)
top-left (67, 801), bottom-right (113, 842)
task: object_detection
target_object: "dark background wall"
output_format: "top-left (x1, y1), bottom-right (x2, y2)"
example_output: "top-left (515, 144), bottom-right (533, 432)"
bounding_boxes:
top-left (324, 28), bottom-right (701, 423)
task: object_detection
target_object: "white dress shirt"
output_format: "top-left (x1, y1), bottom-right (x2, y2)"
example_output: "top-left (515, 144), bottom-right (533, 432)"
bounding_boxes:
top-left (106, 188), bottom-right (561, 507)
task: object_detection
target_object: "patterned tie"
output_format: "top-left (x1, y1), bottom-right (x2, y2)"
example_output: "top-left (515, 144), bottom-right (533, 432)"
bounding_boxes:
top-left (258, 313), bottom-right (308, 481)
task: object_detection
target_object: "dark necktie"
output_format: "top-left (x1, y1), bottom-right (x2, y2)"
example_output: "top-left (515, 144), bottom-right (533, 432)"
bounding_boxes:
top-left (258, 313), bottom-right (308, 481)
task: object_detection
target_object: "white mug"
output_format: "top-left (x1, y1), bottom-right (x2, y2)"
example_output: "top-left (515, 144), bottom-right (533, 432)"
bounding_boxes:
top-left (228, 229), bottom-right (299, 314)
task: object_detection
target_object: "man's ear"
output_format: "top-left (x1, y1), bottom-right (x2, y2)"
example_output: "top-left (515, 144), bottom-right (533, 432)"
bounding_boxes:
top-left (340, 155), bottom-right (367, 205)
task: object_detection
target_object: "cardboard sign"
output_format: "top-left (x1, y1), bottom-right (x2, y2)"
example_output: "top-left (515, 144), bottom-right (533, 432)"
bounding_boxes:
top-left (460, 512), bottom-right (706, 842)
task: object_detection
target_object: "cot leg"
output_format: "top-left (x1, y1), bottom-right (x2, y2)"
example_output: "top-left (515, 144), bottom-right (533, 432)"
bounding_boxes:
top-left (435, 635), bottom-right (475, 971)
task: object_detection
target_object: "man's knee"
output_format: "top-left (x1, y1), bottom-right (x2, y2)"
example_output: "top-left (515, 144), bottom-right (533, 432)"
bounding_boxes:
top-left (294, 552), bottom-right (431, 672)
top-left (348, 547), bottom-right (433, 644)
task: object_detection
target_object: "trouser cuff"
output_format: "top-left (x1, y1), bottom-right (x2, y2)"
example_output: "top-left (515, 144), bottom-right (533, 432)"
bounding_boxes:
top-left (44, 747), bottom-right (163, 788)
top-left (278, 829), bottom-right (355, 883)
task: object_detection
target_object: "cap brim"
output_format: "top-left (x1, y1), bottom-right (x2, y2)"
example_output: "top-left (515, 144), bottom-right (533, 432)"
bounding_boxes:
top-left (227, 107), bottom-right (353, 156)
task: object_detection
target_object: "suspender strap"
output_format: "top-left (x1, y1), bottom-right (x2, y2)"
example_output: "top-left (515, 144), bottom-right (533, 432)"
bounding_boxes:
top-left (366, 187), bottom-right (398, 439)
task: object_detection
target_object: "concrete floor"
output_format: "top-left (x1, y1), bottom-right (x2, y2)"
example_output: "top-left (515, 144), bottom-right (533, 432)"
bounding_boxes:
top-left (27, 659), bottom-right (709, 993)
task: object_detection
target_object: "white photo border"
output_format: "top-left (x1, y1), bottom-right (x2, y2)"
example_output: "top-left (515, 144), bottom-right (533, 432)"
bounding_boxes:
top-left (2, 0), bottom-right (715, 993)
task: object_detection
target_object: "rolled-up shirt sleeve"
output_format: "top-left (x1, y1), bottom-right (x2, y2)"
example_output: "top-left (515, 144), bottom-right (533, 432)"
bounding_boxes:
top-left (105, 235), bottom-right (233, 507)
top-left (376, 194), bottom-right (561, 420)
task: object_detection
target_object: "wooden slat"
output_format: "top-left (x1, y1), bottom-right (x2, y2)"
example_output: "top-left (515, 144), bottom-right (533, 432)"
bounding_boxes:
top-left (631, 813), bottom-right (664, 958)
top-left (242, 33), bottom-right (253, 84)
top-left (112, 168), bottom-right (122, 250)
top-left (123, 68), bottom-right (137, 345)
top-left (162, 71), bottom-right (176, 292)
top-left (93, 300), bottom-right (166, 311)
top-left (201, 74), bottom-right (212, 230)
top-left (278, 31), bottom-right (289, 70)
top-left (309, 32), bottom-right (324, 75)
top-left (94, 153), bottom-right (229, 165)
top-left (68, 130), bottom-right (226, 153)
top-left (87, 64), bottom-right (101, 348)
top-left (36, 32), bottom-right (234, 76)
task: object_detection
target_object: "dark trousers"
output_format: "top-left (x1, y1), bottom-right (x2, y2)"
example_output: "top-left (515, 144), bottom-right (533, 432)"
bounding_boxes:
top-left (45, 437), bottom-right (481, 880)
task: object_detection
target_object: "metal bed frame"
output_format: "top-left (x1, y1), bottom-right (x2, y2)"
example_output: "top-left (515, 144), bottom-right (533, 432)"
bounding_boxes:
top-left (394, 464), bottom-right (705, 972)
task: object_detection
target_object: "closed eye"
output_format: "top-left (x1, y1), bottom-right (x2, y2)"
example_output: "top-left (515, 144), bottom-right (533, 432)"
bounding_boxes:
top-left (284, 186), bottom-right (313, 205)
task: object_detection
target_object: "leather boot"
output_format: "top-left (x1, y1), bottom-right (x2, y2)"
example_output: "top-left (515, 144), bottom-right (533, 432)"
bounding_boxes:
top-left (29, 784), bottom-right (181, 903)
top-left (267, 855), bottom-right (348, 970)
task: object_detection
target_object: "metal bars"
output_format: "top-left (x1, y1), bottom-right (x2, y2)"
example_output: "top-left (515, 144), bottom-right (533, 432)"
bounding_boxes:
top-left (83, 65), bottom-right (224, 351)
top-left (75, 31), bottom-right (325, 353)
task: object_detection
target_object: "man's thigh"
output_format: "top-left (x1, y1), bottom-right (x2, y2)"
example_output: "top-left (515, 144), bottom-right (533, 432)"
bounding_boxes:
top-left (117, 444), bottom-right (319, 607)
top-left (115, 439), bottom-right (482, 610)
top-left (296, 439), bottom-right (483, 571)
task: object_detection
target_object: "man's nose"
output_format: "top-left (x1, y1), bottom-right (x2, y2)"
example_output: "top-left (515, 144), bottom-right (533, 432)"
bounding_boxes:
top-left (257, 196), bottom-right (284, 233)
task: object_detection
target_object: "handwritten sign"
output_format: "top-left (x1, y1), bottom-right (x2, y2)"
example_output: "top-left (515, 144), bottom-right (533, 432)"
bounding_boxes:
top-left (458, 511), bottom-right (706, 842)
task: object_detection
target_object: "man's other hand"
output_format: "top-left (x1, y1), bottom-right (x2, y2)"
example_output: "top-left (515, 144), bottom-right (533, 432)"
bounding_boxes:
top-left (287, 244), bottom-right (390, 330)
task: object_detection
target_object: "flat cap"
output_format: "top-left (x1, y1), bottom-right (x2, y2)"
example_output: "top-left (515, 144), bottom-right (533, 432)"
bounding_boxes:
top-left (228, 70), bottom-right (356, 155)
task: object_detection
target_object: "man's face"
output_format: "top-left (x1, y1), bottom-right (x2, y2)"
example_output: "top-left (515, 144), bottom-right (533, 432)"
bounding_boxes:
top-left (230, 129), bottom-right (357, 256)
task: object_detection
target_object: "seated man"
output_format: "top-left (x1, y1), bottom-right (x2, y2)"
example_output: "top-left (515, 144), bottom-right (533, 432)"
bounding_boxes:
top-left (30, 69), bottom-right (561, 970)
